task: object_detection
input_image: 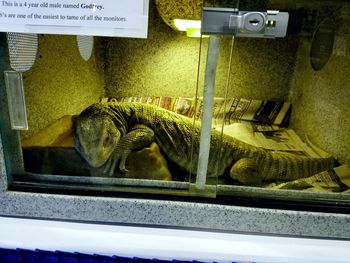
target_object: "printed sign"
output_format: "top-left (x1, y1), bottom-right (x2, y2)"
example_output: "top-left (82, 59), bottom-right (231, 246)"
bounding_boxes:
top-left (0, 0), bottom-right (149, 38)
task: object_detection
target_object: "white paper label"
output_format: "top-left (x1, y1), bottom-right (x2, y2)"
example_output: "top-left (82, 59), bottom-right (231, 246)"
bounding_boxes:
top-left (0, 0), bottom-right (149, 38)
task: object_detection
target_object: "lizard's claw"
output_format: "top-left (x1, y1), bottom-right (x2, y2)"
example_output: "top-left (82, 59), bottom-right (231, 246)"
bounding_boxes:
top-left (119, 155), bottom-right (129, 173)
top-left (102, 154), bottom-right (118, 176)
top-left (102, 151), bottom-right (130, 176)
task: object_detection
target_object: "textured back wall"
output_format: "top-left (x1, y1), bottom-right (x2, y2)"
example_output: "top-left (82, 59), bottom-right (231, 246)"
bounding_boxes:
top-left (105, 0), bottom-right (298, 100)
top-left (289, 6), bottom-right (350, 165)
top-left (22, 35), bottom-right (105, 138)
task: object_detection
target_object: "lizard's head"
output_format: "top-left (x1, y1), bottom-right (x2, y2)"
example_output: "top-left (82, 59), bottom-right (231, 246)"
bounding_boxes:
top-left (73, 109), bottom-right (121, 168)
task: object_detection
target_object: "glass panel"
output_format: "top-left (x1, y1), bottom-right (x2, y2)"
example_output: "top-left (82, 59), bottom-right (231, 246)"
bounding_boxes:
top-left (0, 0), bottom-right (218, 197)
top-left (13, 29), bottom-right (205, 195)
top-left (211, 0), bottom-right (350, 204)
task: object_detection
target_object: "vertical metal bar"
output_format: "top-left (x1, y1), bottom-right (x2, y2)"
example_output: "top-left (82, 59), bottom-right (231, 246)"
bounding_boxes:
top-left (196, 36), bottom-right (220, 189)
top-left (4, 71), bottom-right (28, 130)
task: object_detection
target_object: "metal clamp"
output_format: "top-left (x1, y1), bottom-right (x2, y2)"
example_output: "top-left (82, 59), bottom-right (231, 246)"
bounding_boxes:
top-left (201, 7), bottom-right (289, 38)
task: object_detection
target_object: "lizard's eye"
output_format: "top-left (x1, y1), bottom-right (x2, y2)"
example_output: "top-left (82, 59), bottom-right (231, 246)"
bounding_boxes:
top-left (103, 133), bottom-right (112, 148)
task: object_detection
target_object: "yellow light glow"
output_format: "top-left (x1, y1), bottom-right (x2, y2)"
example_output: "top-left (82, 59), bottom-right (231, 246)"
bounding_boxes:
top-left (186, 28), bottom-right (202, 38)
top-left (173, 19), bottom-right (201, 31)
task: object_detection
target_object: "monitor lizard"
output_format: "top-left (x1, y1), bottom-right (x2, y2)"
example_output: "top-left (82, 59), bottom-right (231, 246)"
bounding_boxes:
top-left (73, 102), bottom-right (334, 184)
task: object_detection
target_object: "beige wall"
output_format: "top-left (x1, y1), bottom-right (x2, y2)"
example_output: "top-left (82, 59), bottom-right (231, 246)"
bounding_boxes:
top-left (22, 35), bottom-right (105, 138)
top-left (288, 6), bottom-right (350, 165)
top-left (105, 0), bottom-right (298, 100)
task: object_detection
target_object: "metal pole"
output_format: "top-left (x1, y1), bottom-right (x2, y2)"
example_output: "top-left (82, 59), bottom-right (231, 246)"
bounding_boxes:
top-left (196, 36), bottom-right (220, 189)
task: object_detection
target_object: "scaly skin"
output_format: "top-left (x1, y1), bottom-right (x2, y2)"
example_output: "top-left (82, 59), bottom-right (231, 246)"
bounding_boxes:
top-left (73, 102), bottom-right (334, 183)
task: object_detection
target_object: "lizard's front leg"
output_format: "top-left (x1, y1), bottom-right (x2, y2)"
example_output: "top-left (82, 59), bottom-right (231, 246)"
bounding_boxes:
top-left (104, 124), bottom-right (155, 176)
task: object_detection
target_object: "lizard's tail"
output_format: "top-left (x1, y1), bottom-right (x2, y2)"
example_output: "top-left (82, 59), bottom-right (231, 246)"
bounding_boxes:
top-left (259, 151), bottom-right (335, 181)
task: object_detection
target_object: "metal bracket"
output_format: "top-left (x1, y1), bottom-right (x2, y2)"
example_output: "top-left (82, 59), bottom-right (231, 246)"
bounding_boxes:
top-left (201, 7), bottom-right (289, 38)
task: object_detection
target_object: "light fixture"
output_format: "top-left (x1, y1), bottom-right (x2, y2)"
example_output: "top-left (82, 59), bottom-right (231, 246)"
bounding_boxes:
top-left (173, 19), bottom-right (201, 31)
top-left (186, 28), bottom-right (202, 38)
top-left (173, 19), bottom-right (205, 38)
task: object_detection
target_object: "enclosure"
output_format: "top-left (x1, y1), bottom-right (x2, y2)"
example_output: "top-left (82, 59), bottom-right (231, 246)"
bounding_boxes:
top-left (0, 0), bottom-right (350, 212)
